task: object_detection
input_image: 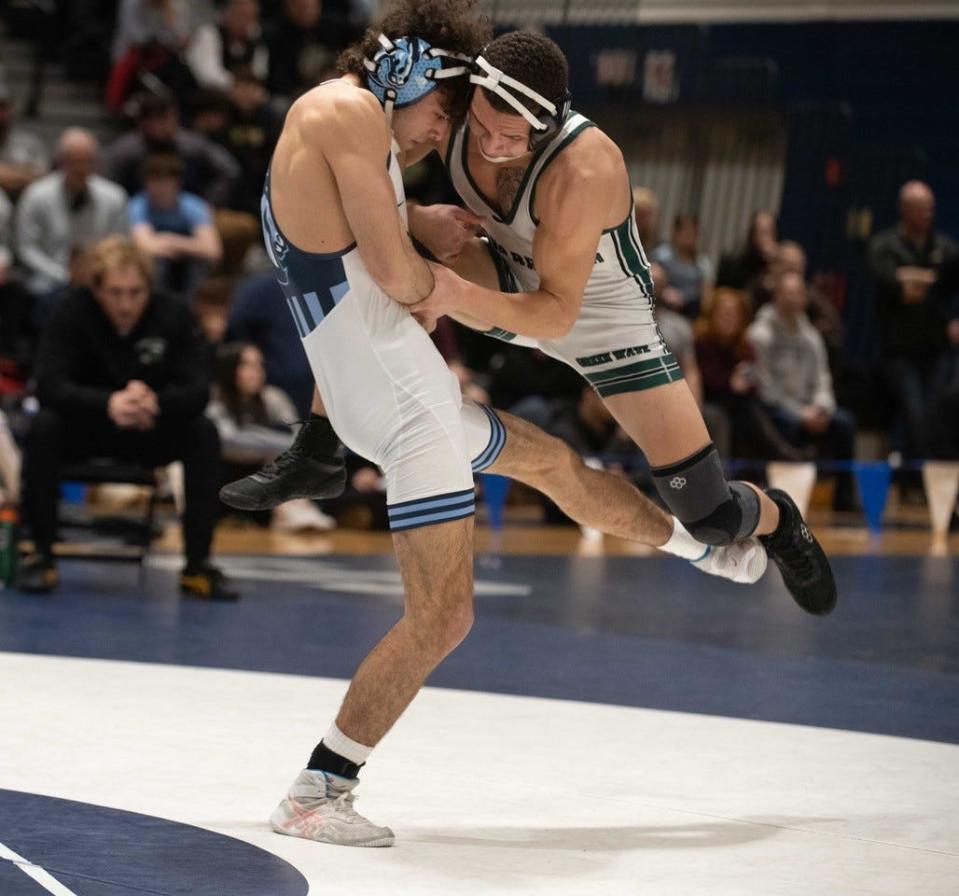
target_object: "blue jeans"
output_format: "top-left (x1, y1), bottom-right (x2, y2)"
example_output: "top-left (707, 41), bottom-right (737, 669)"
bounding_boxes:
top-left (766, 405), bottom-right (857, 508)
top-left (883, 357), bottom-right (937, 459)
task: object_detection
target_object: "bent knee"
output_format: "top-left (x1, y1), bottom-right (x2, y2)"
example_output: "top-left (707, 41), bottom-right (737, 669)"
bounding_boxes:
top-left (513, 429), bottom-right (583, 483)
top-left (413, 603), bottom-right (474, 659)
top-left (682, 481), bottom-right (761, 546)
top-left (653, 445), bottom-right (761, 544)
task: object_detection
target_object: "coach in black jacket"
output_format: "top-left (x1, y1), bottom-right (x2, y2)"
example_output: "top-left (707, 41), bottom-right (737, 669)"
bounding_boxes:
top-left (20, 236), bottom-right (236, 599)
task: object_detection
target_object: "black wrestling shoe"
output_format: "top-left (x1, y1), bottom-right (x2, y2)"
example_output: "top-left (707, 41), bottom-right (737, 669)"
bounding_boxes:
top-left (219, 418), bottom-right (347, 511)
top-left (180, 564), bottom-right (240, 602)
top-left (760, 488), bottom-right (837, 616)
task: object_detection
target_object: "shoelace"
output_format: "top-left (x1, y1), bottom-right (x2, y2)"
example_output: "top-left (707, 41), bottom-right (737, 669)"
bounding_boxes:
top-left (331, 789), bottom-right (365, 821)
top-left (773, 532), bottom-right (816, 580)
top-left (259, 445), bottom-right (304, 477)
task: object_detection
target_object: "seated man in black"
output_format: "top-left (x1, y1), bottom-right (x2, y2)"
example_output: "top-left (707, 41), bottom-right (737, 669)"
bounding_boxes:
top-left (19, 236), bottom-right (237, 599)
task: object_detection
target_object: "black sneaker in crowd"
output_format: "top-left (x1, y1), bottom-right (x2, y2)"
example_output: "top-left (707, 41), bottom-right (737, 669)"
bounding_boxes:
top-left (180, 564), bottom-right (240, 602)
top-left (759, 488), bottom-right (838, 616)
top-left (219, 418), bottom-right (346, 511)
top-left (18, 554), bottom-right (59, 594)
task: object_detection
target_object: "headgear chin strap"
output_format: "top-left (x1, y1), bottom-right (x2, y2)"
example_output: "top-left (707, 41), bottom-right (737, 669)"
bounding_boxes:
top-left (469, 54), bottom-right (572, 150)
top-left (365, 34), bottom-right (471, 125)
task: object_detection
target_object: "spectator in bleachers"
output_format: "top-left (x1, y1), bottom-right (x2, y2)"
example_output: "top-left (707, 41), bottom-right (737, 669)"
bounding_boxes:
top-left (19, 236), bottom-right (236, 598)
top-left (129, 152), bottom-right (223, 300)
top-left (185, 0), bottom-right (270, 91)
top-left (749, 272), bottom-right (856, 508)
top-left (651, 214), bottom-right (714, 319)
top-left (651, 260), bottom-right (737, 457)
top-left (631, 186), bottom-right (660, 254)
top-left (694, 287), bottom-right (803, 461)
top-left (112, 0), bottom-right (192, 62)
top-left (107, 0), bottom-right (195, 110)
top-left (103, 93), bottom-right (240, 209)
top-left (191, 71), bottom-right (282, 218)
top-left (15, 129), bottom-right (128, 324)
top-left (189, 88), bottom-right (235, 141)
top-left (868, 180), bottom-right (958, 462)
top-left (0, 82), bottom-right (49, 200)
top-left (226, 272), bottom-right (314, 416)
top-left (266, 0), bottom-right (363, 105)
top-left (752, 240), bottom-right (844, 373)
top-left (717, 210), bottom-right (777, 291)
top-left (208, 342), bottom-right (334, 532)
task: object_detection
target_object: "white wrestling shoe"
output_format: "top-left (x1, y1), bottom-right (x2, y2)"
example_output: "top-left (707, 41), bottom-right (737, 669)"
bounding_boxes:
top-left (270, 769), bottom-right (395, 847)
top-left (691, 537), bottom-right (768, 584)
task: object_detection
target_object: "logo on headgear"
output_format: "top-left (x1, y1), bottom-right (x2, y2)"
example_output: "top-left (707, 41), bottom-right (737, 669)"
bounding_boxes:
top-left (381, 43), bottom-right (415, 88)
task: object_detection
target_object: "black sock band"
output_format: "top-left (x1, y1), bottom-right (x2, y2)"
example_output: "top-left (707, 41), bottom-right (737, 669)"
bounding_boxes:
top-left (307, 741), bottom-right (362, 779)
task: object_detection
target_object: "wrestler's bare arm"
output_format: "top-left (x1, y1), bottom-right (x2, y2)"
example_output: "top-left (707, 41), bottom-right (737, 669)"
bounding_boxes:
top-left (305, 92), bottom-right (435, 305)
top-left (412, 133), bottom-right (622, 339)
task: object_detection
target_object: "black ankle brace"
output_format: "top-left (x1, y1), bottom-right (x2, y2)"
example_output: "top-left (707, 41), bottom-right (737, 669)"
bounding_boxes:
top-left (308, 741), bottom-right (362, 779)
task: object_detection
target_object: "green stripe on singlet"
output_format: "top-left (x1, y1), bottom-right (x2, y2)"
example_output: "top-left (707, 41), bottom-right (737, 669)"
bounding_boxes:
top-left (586, 353), bottom-right (684, 396)
top-left (611, 220), bottom-right (655, 298)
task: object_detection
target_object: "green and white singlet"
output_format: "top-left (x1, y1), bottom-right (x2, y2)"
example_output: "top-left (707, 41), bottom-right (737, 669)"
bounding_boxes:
top-left (446, 112), bottom-right (683, 397)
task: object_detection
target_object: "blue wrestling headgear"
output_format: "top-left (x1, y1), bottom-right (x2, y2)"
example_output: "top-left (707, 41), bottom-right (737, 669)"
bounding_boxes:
top-left (364, 34), bottom-right (471, 124)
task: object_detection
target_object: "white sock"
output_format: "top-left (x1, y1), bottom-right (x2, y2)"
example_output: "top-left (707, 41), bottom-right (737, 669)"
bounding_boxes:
top-left (323, 722), bottom-right (374, 767)
top-left (659, 518), bottom-right (710, 562)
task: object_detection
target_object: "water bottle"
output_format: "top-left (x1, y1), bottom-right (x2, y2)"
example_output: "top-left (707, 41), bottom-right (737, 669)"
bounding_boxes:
top-left (0, 506), bottom-right (20, 588)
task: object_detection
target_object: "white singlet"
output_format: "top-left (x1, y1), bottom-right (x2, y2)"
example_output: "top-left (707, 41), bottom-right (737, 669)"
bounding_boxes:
top-left (446, 112), bottom-right (683, 398)
top-left (261, 134), bottom-right (505, 530)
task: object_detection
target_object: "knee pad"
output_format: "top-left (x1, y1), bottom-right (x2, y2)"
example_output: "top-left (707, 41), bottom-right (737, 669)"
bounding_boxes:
top-left (652, 444), bottom-right (760, 545)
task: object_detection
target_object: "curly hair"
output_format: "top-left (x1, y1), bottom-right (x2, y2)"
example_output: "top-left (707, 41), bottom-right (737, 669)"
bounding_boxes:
top-left (480, 31), bottom-right (569, 117)
top-left (336, 0), bottom-right (491, 125)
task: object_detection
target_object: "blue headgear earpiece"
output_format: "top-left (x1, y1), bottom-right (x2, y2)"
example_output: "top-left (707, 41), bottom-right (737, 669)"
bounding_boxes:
top-left (365, 34), bottom-right (471, 124)
top-left (469, 54), bottom-right (571, 151)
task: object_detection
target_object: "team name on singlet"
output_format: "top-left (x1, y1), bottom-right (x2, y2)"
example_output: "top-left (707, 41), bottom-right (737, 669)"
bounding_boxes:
top-left (576, 344), bottom-right (653, 367)
top-left (487, 234), bottom-right (605, 271)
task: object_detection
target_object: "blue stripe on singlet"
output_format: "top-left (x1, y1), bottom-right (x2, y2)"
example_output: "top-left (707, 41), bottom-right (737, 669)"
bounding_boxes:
top-left (261, 168), bottom-right (353, 337)
top-left (471, 406), bottom-right (507, 472)
top-left (387, 488), bottom-right (477, 531)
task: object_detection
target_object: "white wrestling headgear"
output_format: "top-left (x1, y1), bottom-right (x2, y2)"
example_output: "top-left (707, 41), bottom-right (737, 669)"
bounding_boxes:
top-left (469, 53), bottom-right (572, 152)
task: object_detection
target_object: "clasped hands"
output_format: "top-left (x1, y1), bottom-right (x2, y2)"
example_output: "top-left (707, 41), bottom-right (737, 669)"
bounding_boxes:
top-left (108, 380), bottom-right (159, 431)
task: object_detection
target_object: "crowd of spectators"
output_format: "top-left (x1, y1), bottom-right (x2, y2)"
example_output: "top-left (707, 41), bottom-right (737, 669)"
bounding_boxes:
top-left (0, 1), bottom-right (958, 594)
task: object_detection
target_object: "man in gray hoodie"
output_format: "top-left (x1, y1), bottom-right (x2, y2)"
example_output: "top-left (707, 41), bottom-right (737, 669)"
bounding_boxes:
top-left (749, 271), bottom-right (856, 508)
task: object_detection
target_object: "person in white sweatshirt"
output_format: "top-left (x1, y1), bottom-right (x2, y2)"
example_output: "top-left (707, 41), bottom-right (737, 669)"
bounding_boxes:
top-left (748, 271), bottom-right (856, 508)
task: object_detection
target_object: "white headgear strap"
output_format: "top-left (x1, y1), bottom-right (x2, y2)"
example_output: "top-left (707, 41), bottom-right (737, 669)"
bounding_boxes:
top-left (469, 55), bottom-right (558, 131)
